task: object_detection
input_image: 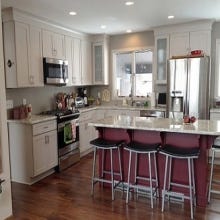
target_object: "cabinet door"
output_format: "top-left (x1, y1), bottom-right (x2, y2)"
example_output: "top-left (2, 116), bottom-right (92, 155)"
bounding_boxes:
top-left (93, 42), bottom-right (103, 84)
top-left (155, 35), bottom-right (169, 84)
top-left (65, 36), bottom-right (73, 85)
top-left (190, 30), bottom-right (211, 56)
top-left (29, 26), bottom-right (44, 86)
top-left (46, 130), bottom-right (58, 169)
top-left (33, 133), bottom-right (48, 176)
top-left (33, 130), bottom-right (58, 176)
top-left (53, 32), bottom-right (65, 59)
top-left (42, 30), bottom-right (53, 58)
top-left (72, 38), bottom-right (82, 85)
top-left (15, 22), bottom-right (30, 87)
top-left (81, 40), bottom-right (92, 85)
top-left (170, 32), bottom-right (190, 57)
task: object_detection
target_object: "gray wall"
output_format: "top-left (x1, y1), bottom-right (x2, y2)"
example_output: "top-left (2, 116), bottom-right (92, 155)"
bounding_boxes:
top-left (90, 31), bottom-right (155, 101)
top-left (6, 86), bottom-right (76, 114)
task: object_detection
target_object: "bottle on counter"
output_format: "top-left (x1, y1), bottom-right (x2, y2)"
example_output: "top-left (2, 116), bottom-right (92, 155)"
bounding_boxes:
top-left (83, 88), bottom-right (88, 106)
top-left (27, 104), bottom-right (32, 118)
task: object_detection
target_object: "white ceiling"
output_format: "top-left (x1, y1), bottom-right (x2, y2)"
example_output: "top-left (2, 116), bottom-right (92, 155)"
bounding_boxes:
top-left (1, 0), bottom-right (220, 35)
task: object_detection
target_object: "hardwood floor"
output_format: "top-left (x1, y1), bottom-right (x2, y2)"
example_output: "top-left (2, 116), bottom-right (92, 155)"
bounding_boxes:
top-left (7, 153), bottom-right (220, 220)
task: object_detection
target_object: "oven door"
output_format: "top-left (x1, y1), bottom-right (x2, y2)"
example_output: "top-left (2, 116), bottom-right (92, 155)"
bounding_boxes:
top-left (58, 119), bottom-right (79, 150)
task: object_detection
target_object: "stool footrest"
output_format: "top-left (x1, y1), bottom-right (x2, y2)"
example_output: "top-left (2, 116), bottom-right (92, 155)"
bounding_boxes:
top-left (103, 170), bottom-right (121, 176)
top-left (136, 176), bottom-right (157, 183)
top-left (170, 182), bottom-right (195, 189)
top-left (163, 189), bottom-right (192, 201)
top-left (210, 189), bottom-right (220, 194)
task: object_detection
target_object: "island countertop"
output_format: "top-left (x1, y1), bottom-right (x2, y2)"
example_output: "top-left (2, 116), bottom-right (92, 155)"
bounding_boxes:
top-left (89, 115), bottom-right (220, 136)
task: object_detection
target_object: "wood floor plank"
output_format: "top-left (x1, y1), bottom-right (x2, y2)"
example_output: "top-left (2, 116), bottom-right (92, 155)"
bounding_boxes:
top-left (6, 153), bottom-right (220, 220)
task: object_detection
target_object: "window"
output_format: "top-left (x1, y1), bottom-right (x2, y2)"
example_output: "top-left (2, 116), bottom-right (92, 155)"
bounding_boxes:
top-left (113, 49), bottom-right (153, 98)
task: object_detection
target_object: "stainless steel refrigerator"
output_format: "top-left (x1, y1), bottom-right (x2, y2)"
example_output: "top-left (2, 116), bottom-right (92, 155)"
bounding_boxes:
top-left (166, 56), bottom-right (210, 119)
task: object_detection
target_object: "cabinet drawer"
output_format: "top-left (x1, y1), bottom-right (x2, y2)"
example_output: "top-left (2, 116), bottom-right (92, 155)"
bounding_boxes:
top-left (79, 111), bottom-right (94, 122)
top-left (33, 120), bottom-right (57, 136)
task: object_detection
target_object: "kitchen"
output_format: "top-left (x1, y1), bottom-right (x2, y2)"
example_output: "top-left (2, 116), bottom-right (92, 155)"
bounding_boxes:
top-left (1, 0), bottom-right (220, 219)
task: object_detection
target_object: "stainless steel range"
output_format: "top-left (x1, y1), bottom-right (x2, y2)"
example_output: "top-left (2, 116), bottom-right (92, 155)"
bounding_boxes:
top-left (40, 109), bottom-right (80, 171)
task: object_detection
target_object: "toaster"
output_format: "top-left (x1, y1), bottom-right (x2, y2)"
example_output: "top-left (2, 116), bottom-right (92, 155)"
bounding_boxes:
top-left (75, 97), bottom-right (85, 108)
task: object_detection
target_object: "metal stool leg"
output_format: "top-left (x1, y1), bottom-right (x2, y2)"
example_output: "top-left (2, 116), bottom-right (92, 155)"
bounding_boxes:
top-left (118, 147), bottom-right (123, 181)
top-left (208, 149), bottom-right (215, 202)
top-left (126, 150), bottom-right (132, 203)
top-left (162, 154), bottom-right (169, 212)
top-left (191, 159), bottom-right (196, 206)
top-left (110, 148), bottom-right (114, 200)
top-left (148, 153), bottom-right (153, 208)
top-left (153, 152), bottom-right (159, 197)
top-left (188, 158), bottom-right (194, 219)
top-left (91, 147), bottom-right (97, 196)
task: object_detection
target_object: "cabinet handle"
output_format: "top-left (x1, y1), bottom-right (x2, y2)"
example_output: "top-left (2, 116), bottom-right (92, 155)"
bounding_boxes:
top-left (43, 126), bottom-right (49, 129)
top-left (29, 75), bottom-right (34, 84)
top-left (45, 136), bottom-right (49, 144)
top-left (53, 49), bottom-right (57, 57)
top-left (0, 179), bottom-right (5, 194)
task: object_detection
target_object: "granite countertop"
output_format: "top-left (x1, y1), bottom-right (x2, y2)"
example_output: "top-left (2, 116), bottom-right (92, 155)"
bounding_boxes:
top-left (7, 114), bottom-right (57, 125)
top-left (79, 105), bottom-right (166, 113)
top-left (89, 115), bottom-right (220, 136)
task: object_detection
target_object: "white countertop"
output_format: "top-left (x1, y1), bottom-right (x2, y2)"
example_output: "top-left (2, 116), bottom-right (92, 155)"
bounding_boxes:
top-left (7, 114), bottom-right (57, 125)
top-left (89, 115), bottom-right (220, 136)
top-left (79, 105), bottom-right (166, 113)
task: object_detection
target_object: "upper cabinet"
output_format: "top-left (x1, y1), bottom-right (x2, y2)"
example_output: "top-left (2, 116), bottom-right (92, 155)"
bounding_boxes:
top-left (169, 30), bottom-right (211, 58)
top-left (42, 30), bottom-right (65, 59)
top-left (81, 39), bottom-right (92, 85)
top-left (65, 36), bottom-right (82, 86)
top-left (154, 20), bottom-right (213, 85)
top-left (92, 35), bottom-right (109, 85)
top-left (154, 35), bottom-right (169, 84)
top-left (3, 20), bottom-right (43, 88)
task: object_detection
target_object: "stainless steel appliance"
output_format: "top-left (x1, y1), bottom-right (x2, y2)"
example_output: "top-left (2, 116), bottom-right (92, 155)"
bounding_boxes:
top-left (40, 109), bottom-right (80, 171)
top-left (167, 56), bottom-right (210, 119)
top-left (43, 57), bottom-right (68, 85)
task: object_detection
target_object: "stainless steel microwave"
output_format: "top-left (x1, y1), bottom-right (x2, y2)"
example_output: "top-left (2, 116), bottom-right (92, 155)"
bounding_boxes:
top-left (43, 57), bottom-right (68, 85)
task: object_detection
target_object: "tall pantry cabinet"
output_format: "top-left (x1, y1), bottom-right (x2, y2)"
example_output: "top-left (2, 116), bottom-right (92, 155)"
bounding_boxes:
top-left (2, 8), bottom-right (44, 88)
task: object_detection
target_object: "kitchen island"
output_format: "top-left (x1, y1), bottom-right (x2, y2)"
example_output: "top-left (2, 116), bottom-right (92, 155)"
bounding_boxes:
top-left (89, 115), bottom-right (220, 207)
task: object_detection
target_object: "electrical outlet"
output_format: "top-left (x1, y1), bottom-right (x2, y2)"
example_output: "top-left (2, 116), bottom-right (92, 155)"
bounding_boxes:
top-left (6, 100), bottom-right (13, 109)
top-left (22, 98), bottom-right (27, 105)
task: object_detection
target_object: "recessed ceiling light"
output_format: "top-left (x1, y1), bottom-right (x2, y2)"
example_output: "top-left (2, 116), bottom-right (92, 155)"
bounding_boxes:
top-left (101, 25), bottom-right (106, 29)
top-left (69, 11), bottom-right (77, 16)
top-left (126, 29), bottom-right (132, 33)
top-left (125, 1), bottom-right (134, 6)
top-left (168, 15), bottom-right (174, 19)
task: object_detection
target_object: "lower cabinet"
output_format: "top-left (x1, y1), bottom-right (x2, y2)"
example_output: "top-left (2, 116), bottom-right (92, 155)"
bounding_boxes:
top-left (8, 119), bottom-right (58, 184)
top-left (33, 129), bottom-right (57, 176)
top-left (79, 110), bottom-right (97, 157)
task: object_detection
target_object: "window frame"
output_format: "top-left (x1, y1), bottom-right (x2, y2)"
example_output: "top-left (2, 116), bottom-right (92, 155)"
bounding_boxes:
top-left (112, 46), bottom-right (154, 100)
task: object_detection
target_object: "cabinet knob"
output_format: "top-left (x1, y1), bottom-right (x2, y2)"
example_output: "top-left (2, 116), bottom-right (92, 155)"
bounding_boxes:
top-left (7, 60), bottom-right (14, 68)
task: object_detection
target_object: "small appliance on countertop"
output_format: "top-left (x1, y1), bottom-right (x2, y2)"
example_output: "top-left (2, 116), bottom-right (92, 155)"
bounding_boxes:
top-left (75, 97), bottom-right (85, 108)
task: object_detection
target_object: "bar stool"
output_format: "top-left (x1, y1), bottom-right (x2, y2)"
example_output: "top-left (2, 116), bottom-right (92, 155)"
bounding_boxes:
top-left (90, 138), bottom-right (124, 200)
top-left (208, 137), bottom-right (220, 202)
top-left (125, 141), bottom-right (160, 208)
top-left (159, 144), bottom-right (200, 220)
